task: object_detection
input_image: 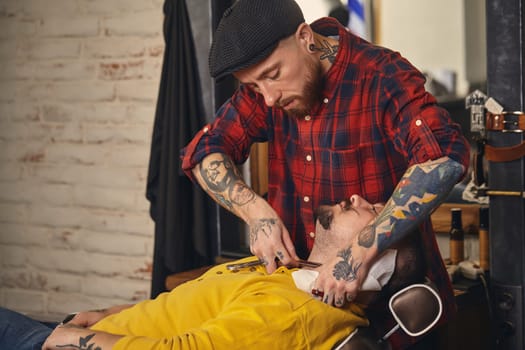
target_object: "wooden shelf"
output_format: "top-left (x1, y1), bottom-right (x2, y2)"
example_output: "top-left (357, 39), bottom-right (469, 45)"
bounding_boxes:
top-left (431, 203), bottom-right (481, 235)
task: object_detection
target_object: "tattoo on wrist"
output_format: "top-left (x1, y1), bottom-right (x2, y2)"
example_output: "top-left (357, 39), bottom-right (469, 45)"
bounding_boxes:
top-left (332, 247), bottom-right (361, 282)
top-left (56, 333), bottom-right (101, 350)
top-left (250, 218), bottom-right (277, 245)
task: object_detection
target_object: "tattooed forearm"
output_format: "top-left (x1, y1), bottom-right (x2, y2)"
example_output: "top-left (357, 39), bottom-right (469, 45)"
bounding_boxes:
top-left (229, 181), bottom-right (255, 206)
top-left (250, 218), bottom-right (277, 245)
top-left (199, 154), bottom-right (240, 192)
top-left (357, 224), bottom-right (375, 248)
top-left (333, 247), bottom-right (362, 282)
top-left (90, 309), bottom-right (107, 313)
top-left (374, 157), bottom-right (464, 252)
top-left (197, 153), bottom-right (256, 212)
top-left (212, 193), bottom-right (233, 210)
top-left (56, 333), bottom-right (101, 350)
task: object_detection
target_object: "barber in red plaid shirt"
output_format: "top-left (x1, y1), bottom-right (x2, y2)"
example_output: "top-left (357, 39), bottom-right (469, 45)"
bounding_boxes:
top-left (181, 0), bottom-right (469, 348)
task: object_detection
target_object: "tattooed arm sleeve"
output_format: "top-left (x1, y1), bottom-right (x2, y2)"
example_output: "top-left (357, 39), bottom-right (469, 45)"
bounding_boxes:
top-left (192, 153), bottom-right (257, 217)
top-left (43, 325), bottom-right (122, 350)
top-left (192, 153), bottom-right (295, 263)
top-left (361, 156), bottom-right (465, 253)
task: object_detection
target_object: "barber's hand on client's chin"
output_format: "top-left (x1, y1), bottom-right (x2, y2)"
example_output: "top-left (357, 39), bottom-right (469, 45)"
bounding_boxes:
top-left (248, 215), bottom-right (300, 273)
top-left (312, 254), bottom-right (369, 307)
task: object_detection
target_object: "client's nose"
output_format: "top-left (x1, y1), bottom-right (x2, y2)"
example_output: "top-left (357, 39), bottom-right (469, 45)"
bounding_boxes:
top-left (350, 194), bottom-right (366, 208)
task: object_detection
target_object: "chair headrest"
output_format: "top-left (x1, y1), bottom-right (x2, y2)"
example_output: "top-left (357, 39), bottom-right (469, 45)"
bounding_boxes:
top-left (388, 283), bottom-right (443, 337)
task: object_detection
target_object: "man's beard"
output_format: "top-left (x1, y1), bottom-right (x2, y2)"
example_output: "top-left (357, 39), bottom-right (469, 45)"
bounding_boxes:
top-left (280, 60), bottom-right (324, 118)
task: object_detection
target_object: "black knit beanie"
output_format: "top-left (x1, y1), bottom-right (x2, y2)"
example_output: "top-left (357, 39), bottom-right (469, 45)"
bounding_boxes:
top-left (209, 0), bottom-right (305, 79)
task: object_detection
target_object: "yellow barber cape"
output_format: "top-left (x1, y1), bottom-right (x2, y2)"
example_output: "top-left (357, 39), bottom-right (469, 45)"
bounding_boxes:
top-left (91, 257), bottom-right (368, 350)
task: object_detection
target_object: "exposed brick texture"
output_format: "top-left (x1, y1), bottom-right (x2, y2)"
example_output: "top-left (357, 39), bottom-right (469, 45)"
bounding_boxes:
top-left (0, 0), bottom-right (164, 320)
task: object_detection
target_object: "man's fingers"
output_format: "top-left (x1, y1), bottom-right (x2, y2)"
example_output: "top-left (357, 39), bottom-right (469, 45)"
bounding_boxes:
top-left (346, 294), bottom-right (355, 303)
top-left (262, 256), bottom-right (277, 273)
top-left (322, 293), bottom-right (334, 305)
top-left (273, 247), bottom-right (296, 267)
top-left (282, 232), bottom-right (300, 261)
top-left (335, 294), bottom-right (346, 307)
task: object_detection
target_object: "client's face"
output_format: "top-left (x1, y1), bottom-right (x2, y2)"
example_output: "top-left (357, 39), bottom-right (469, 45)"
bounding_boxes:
top-left (314, 195), bottom-right (383, 238)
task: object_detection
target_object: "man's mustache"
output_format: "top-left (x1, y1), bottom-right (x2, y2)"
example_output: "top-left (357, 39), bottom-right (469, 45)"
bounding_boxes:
top-left (313, 207), bottom-right (333, 230)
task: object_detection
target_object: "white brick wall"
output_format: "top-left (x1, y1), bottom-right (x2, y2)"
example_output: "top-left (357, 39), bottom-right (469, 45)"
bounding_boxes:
top-left (0, 0), bottom-right (164, 321)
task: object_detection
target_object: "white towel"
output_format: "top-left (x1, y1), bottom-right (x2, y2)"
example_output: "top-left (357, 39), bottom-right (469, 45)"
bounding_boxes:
top-left (292, 249), bottom-right (398, 293)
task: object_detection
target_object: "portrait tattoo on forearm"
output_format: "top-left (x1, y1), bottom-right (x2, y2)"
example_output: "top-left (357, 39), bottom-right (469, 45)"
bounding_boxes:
top-left (199, 154), bottom-right (238, 192)
top-left (374, 158), bottom-right (464, 252)
top-left (332, 247), bottom-right (362, 282)
top-left (200, 154), bottom-right (255, 209)
top-left (229, 181), bottom-right (255, 206)
top-left (250, 218), bottom-right (277, 246)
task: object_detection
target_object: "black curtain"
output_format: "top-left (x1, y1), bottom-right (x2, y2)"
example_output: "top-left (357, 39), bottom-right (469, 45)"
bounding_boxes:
top-left (146, 0), bottom-right (215, 298)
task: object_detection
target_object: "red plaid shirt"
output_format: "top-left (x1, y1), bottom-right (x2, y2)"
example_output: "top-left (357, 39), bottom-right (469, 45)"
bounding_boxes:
top-left (182, 18), bottom-right (469, 349)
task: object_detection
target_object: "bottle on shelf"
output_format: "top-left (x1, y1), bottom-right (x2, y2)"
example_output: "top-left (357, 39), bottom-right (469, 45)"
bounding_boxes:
top-left (449, 208), bottom-right (465, 265)
top-left (478, 206), bottom-right (490, 271)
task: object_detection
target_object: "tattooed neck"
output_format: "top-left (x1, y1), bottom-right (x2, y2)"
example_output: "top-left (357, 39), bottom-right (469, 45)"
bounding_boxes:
top-left (332, 247), bottom-right (362, 282)
top-left (310, 39), bottom-right (339, 64)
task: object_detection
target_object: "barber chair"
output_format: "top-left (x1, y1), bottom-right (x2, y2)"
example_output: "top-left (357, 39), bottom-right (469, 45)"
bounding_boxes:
top-left (334, 283), bottom-right (443, 350)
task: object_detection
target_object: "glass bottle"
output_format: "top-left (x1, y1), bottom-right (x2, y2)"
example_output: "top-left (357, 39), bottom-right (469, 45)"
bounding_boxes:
top-left (449, 208), bottom-right (464, 265)
top-left (479, 206), bottom-right (490, 271)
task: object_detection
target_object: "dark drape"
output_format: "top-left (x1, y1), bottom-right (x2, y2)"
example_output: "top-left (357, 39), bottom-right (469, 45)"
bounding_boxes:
top-left (146, 0), bottom-right (214, 298)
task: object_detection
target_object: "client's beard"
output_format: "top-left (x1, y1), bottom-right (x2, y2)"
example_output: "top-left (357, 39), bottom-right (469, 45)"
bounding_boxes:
top-left (282, 60), bottom-right (325, 118)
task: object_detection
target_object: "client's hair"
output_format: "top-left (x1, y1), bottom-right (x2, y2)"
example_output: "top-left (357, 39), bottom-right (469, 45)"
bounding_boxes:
top-left (380, 229), bottom-right (426, 298)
